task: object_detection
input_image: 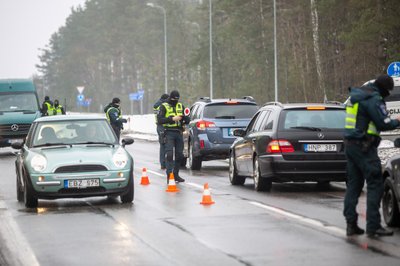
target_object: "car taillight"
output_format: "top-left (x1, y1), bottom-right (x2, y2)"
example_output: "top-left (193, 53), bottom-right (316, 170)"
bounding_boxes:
top-left (267, 140), bottom-right (294, 153)
top-left (196, 120), bottom-right (216, 130)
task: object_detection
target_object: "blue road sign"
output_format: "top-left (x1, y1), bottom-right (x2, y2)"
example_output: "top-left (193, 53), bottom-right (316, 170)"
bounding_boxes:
top-left (77, 94), bottom-right (84, 102)
top-left (129, 93), bottom-right (138, 101)
top-left (387, 62), bottom-right (400, 77)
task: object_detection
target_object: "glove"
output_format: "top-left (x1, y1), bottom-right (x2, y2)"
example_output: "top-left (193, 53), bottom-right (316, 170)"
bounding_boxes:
top-left (121, 118), bottom-right (128, 123)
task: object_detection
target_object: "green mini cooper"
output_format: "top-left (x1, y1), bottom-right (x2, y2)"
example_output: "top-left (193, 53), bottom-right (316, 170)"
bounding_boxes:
top-left (12, 115), bottom-right (134, 208)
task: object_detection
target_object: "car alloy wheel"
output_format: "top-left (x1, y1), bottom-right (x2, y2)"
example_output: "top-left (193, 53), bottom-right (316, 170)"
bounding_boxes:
top-left (189, 141), bottom-right (202, 170)
top-left (229, 152), bottom-right (245, 185)
top-left (382, 179), bottom-right (400, 226)
top-left (253, 157), bottom-right (272, 192)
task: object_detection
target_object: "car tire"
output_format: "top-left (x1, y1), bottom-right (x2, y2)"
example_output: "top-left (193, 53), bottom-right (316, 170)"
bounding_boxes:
top-left (382, 179), bottom-right (400, 227)
top-left (253, 158), bottom-right (272, 192)
top-left (189, 141), bottom-right (202, 170)
top-left (229, 152), bottom-right (245, 185)
top-left (24, 177), bottom-right (38, 208)
top-left (15, 165), bottom-right (23, 202)
top-left (120, 168), bottom-right (134, 203)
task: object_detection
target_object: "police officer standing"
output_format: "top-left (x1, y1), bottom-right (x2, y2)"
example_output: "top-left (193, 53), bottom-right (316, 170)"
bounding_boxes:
top-left (153, 93), bottom-right (169, 169)
top-left (53, 99), bottom-right (66, 115)
top-left (104, 97), bottom-right (127, 140)
top-left (344, 74), bottom-right (400, 237)
top-left (157, 90), bottom-right (190, 183)
top-left (41, 96), bottom-right (54, 116)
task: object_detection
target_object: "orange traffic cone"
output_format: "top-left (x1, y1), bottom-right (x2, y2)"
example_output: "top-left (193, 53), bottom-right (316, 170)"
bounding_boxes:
top-left (166, 173), bottom-right (179, 192)
top-left (200, 183), bottom-right (215, 205)
top-left (140, 167), bottom-right (150, 185)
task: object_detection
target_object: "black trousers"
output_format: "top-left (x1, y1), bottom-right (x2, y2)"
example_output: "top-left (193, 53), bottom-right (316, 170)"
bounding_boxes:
top-left (343, 142), bottom-right (383, 232)
top-left (164, 130), bottom-right (183, 179)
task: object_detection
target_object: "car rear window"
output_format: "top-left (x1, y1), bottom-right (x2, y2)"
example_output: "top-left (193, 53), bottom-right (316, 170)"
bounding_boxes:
top-left (279, 109), bottom-right (346, 130)
top-left (203, 103), bottom-right (258, 119)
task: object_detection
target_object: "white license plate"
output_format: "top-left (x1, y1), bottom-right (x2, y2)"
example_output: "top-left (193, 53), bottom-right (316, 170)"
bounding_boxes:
top-left (65, 179), bottom-right (100, 188)
top-left (304, 144), bottom-right (337, 152)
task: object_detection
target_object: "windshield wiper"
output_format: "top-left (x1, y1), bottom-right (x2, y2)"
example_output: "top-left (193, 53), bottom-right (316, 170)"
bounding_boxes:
top-left (215, 115), bottom-right (235, 119)
top-left (34, 142), bottom-right (70, 148)
top-left (73, 141), bottom-right (115, 146)
top-left (290, 126), bottom-right (322, 131)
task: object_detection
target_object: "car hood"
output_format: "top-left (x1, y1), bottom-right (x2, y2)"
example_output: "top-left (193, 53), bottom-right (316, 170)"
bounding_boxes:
top-left (0, 111), bottom-right (41, 123)
top-left (28, 145), bottom-right (130, 173)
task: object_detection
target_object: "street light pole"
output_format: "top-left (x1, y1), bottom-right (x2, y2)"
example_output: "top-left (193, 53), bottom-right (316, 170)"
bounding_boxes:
top-left (209, 0), bottom-right (213, 100)
top-left (147, 3), bottom-right (168, 94)
top-left (273, 0), bottom-right (278, 102)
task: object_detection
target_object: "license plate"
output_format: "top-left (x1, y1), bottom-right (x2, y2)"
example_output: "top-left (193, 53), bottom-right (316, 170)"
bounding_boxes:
top-left (9, 139), bottom-right (23, 144)
top-left (304, 144), bottom-right (337, 152)
top-left (65, 179), bottom-right (100, 188)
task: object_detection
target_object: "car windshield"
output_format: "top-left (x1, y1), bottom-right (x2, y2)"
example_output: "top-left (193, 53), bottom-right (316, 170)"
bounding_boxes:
top-left (279, 109), bottom-right (346, 130)
top-left (32, 119), bottom-right (117, 147)
top-left (203, 103), bottom-right (258, 119)
top-left (0, 92), bottom-right (39, 112)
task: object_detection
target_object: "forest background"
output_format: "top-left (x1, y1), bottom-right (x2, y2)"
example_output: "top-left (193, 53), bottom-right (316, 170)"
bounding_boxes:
top-left (35, 0), bottom-right (400, 114)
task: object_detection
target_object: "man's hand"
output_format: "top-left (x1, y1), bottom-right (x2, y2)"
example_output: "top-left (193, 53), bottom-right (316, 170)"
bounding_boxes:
top-left (172, 115), bottom-right (182, 122)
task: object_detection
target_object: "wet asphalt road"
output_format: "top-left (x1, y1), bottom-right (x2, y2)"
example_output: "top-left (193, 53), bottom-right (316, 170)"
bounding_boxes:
top-left (0, 139), bottom-right (400, 266)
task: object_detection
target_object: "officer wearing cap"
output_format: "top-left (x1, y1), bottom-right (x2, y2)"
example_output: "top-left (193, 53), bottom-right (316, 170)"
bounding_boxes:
top-left (104, 97), bottom-right (127, 140)
top-left (157, 90), bottom-right (190, 183)
top-left (41, 96), bottom-right (54, 116)
top-left (344, 74), bottom-right (400, 237)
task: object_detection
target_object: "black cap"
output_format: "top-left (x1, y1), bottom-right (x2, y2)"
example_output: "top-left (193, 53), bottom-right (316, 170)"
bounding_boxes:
top-left (374, 74), bottom-right (394, 91)
top-left (161, 93), bottom-right (169, 100)
top-left (44, 96), bottom-right (49, 101)
top-left (170, 90), bottom-right (180, 100)
top-left (112, 97), bottom-right (121, 104)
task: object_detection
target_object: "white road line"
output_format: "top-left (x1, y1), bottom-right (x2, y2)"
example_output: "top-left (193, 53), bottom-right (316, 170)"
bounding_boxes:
top-left (249, 201), bottom-right (346, 237)
top-left (0, 201), bottom-right (40, 266)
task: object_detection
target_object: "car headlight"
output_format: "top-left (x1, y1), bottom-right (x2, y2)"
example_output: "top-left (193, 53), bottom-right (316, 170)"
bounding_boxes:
top-left (31, 155), bottom-right (47, 172)
top-left (113, 151), bottom-right (128, 168)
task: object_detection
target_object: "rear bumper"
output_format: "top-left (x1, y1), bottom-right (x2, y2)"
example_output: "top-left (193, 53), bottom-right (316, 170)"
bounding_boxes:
top-left (197, 143), bottom-right (231, 160)
top-left (258, 154), bottom-right (347, 182)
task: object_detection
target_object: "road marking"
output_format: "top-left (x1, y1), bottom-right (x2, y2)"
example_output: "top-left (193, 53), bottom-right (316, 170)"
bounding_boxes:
top-left (0, 201), bottom-right (40, 266)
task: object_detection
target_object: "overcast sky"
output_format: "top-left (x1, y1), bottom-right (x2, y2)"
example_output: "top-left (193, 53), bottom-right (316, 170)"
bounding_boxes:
top-left (0, 0), bottom-right (86, 79)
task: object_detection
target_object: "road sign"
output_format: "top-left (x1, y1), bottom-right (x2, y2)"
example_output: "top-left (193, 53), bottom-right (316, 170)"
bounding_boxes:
top-left (77, 86), bottom-right (85, 94)
top-left (77, 94), bottom-right (84, 102)
top-left (129, 93), bottom-right (139, 101)
top-left (184, 107), bottom-right (190, 116)
top-left (387, 62), bottom-right (400, 77)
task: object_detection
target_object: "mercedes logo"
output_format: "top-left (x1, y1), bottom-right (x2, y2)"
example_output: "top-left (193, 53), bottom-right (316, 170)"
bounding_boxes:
top-left (10, 124), bottom-right (19, 132)
top-left (317, 132), bottom-right (325, 139)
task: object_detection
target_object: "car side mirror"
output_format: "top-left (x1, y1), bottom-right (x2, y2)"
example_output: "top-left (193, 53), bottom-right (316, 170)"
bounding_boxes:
top-left (121, 137), bottom-right (134, 147)
top-left (394, 138), bottom-right (400, 148)
top-left (11, 141), bottom-right (23, 150)
top-left (233, 129), bottom-right (245, 137)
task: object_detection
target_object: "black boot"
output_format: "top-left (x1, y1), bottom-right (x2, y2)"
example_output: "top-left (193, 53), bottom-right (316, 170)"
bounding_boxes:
top-left (367, 227), bottom-right (393, 237)
top-left (346, 223), bottom-right (365, 236)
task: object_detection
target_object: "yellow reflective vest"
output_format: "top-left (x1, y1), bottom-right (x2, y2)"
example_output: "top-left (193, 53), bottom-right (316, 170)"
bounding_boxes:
top-left (162, 102), bottom-right (183, 128)
top-left (345, 102), bottom-right (379, 136)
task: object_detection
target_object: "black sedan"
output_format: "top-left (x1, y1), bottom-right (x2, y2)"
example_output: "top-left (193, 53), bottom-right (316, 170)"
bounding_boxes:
top-left (229, 102), bottom-right (347, 191)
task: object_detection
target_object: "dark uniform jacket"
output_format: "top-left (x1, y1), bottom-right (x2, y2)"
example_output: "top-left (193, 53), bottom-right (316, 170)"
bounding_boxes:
top-left (344, 84), bottom-right (400, 140)
top-left (104, 103), bottom-right (125, 129)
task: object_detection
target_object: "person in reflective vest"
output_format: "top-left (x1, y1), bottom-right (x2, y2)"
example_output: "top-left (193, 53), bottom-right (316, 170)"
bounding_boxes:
top-left (104, 97), bottom-right (127, 140)
top-left (343, 74), bottom-right (400, 237)
top-left (41, 96), bottom-right (54, 116)
top-left (157, 90), bottom-right (190, 183)
top-left (53, 99), bottom-right (66, 115)
top-left (153, 93), bottom-right (169, 169)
